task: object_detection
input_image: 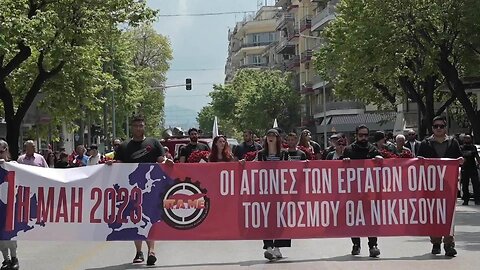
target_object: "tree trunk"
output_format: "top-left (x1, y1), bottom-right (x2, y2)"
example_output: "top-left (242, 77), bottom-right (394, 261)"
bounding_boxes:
top-left (399, 77), bottom-right (428, 138)
top-left (6, 119), bottom-right (21, 161)
top-left (438, 46), bottom-right (480, 143)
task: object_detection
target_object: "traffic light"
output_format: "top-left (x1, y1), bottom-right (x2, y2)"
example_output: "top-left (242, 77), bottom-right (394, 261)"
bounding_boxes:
top-left (186, 78), bottom-right (192, 90)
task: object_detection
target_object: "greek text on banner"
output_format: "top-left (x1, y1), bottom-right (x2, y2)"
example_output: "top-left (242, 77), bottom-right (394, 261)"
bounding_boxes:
top-left (0, 159), bottom-right (459, 241)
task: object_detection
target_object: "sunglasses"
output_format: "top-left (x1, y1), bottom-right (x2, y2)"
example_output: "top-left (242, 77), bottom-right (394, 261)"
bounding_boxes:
top-left (357, 133), bottom-right (369, 137)
top-left (432, 124), bottom-right (445, 129)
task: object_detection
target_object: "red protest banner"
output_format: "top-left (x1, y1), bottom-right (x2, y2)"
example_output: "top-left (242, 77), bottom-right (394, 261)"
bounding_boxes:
top-left (148, 158), bottom-right (459, 240)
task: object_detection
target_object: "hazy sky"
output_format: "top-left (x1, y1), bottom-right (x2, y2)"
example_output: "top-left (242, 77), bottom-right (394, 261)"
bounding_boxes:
top-left (147, 0), bottom-right (271, 129)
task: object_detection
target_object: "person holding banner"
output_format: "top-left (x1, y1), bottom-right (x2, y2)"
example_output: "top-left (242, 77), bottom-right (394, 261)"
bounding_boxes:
top-left (285, 132), bottom-right (307, 161)
top-left (255, 129), bottom-right (291, 261)
top-left (106, 115), bottom-right (172, 266)
top-left (0, 140), bottom-right (19, 270)
top-left (326, 134), bottom-right (347, 160)
top-left (233, 130), bottom-right (263, 161)
top-left (342, 125), bottom-right (383, 258)
top-left (179, 128), bottom-right (209, 163)
top-left (208, 135), bottom-right (234, 162)
top-left (417, 115), bottom-right (463, 257)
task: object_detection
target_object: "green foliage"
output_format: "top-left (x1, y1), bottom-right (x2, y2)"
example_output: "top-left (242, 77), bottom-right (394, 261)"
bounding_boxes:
top-left (0, 0), bottom-right (159, 156)
top-left (197, 105), bottom-right (215, 134)
top-left (199, 69), bottom-right (301, 137)
top-left (315, 0), bottom-right (480, 138)
top-left (0, 0), bottom-right (172, 153)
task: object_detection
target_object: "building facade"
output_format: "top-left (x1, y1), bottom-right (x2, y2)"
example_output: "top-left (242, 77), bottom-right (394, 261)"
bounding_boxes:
top-left (225, 0), bottom-right (420, 146)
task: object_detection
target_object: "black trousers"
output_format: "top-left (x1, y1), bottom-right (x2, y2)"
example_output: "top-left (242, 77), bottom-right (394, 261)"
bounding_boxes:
top-left (263, 239), bottom-right (291, 249)
top-left (351, 237), bottom-right (377, 248)
top-left (461, 167), bottom-right (480, 201)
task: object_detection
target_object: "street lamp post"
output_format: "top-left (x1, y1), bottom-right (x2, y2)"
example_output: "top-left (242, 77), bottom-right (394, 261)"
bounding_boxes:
top-left (112, 90), bottom-right (116, 140)
top-left (323, 81), bottom-right (327, 148)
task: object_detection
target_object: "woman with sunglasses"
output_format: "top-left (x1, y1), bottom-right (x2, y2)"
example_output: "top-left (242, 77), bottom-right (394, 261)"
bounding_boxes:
top-left (0, 140), bottom-right (20, 270)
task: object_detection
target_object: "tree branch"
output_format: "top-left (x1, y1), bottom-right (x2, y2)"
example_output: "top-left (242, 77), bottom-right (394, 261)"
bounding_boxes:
top-left (466, 42), bottom-right (480, 56)
top-left (372, 82), bottom-right (396, 105)
top-left (0, 42), bottom-right (32, 79)
top-left (436, 94), bottom-right (456, 116)
top-left (0, 81), bottom-right (15, 120)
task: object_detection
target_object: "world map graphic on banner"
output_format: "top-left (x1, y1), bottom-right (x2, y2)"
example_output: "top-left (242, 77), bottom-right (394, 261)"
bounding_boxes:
top-left (0, 164), bottom-right (178, 241)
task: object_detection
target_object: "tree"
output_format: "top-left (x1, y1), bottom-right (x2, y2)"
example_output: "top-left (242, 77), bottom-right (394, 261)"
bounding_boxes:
top-left (197, 105), bottom-right (215, 134)
top-left (0, 0), bottom-right (156, 158)
top-left (200, 69), bottom-right (301, 136)
top-left (125, 24), bottom-right (173, 138)
top-left (314, 0), bottom-right (459, 138)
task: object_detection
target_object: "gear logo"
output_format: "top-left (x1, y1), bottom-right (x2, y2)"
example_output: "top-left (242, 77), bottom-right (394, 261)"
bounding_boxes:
top-left (162, 177), bottom-right (210, 229)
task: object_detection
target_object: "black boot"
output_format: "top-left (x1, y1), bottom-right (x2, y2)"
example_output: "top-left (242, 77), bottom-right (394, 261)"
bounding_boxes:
top-left (431, 243), bottom-right (441, 254)
top-left (444, 245), bottom-right (457, 257)
top-left (10, 257), bottom-right (18, 270)
top-left (1, 259), bottom-right (11, 270)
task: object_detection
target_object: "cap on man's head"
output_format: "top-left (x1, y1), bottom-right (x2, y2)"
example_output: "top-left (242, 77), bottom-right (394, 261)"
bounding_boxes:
top-left (266, 129), bottom-right (280, 136)
top-left (330, 134), bottom-right (339, 140)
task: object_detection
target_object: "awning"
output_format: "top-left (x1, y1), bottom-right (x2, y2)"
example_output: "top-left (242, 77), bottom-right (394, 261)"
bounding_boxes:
top-left (317, 112), bottom-right (396, 133)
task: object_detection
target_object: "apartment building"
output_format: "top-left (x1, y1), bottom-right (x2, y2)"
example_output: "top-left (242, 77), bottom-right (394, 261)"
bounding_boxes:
top-left (226, 1), bottom-right (401, 145)
top-left (225, 6), bottom-right (279, 82)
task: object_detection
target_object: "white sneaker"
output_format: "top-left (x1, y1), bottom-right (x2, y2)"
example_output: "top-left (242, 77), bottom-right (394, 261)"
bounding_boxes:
top-left (273, 247), bottom-right (283, 258)
top-left (264, 247), bottom-right (275, 261)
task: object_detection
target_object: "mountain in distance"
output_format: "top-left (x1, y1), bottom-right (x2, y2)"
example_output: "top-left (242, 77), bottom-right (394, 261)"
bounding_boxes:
top-left (164, 105), bottom-right (199, 131)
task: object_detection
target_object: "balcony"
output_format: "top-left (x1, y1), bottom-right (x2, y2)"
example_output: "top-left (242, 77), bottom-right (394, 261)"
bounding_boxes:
top-left (240, 62), bottom-right (268, 69)
top-left (301, 82), bottom-right (314, 94)
top-left (311, 73), bottom-right (326, 89)
top-left (300, 16), bottom-right (312, 32)
top-left (301, 49), bottom-right (313, 63)
top-left (276, 13), bottom-right (295, 30)
top-left (286, 55), bottom-right (300, 70)
top-left (311, 0), bottom-right (339, 31)
top-left (241, 41), bottom-right (273, 49)
top-left (275, 35), bottom-right (296, 55)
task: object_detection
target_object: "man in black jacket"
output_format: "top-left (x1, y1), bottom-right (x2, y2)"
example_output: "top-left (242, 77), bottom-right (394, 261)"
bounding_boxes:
top-left (417, 116), bottom-right (463, 257)
top-left (342, 124), bottom-right (383, 258)
top-left (233, 130), bottom-right (263, 161)
top-left (405, 129), bottom-right (421, 157)
top-left (460, 135), bottom-right (480, 205)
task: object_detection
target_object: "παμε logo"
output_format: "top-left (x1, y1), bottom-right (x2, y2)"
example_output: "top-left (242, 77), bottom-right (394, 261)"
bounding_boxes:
top-left (162, 177), bottom-right (210, 230)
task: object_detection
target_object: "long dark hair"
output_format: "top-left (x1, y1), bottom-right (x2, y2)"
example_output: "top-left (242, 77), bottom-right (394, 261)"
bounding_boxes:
top-left (263, 134), bottom-right (282, 155)
top-left (298, 130), bottom-right (311, 148)
top-left (209, 135), bottom-right (233, 162)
